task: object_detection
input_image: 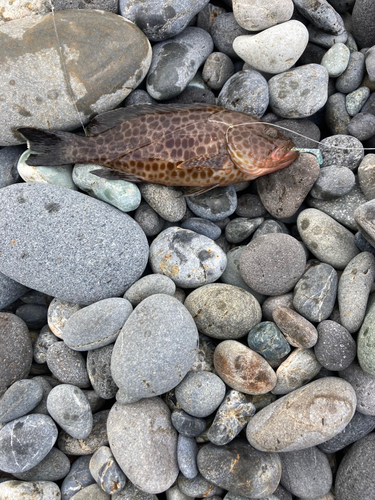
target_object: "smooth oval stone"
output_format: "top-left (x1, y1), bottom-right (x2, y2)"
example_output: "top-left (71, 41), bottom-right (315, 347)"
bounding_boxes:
top-left (134, 201), bottom-right (165, 238)
top-left (113, 481), bottom-right (159, 500)
top-left (72, 164), bottom-right (141, 212)
top-left (358, 154), bottom-right (375, 202)
top-left (338, 252), bottom-right (375, 333)
top-left (246, 377), bottom-right (357, 452)
top-left (0, 414), bottom-right (58, 473)
top-left (13, 447), bottom-right (70, 482)
top-left (71, 483), bottom-right (109, 499)
top-left (34, 326), bottom-right (60, 364)
top-left (108, 398), bottom-right (178, 494)
top-left (348, 112), bottom-right (375, 141)
top-left (0, 379), bottom-right (43, 424)
top-left (310, 166), bottom-right (355, 200)
top-left (336, 51), bottom-right (366, 92)
top-left (177, 435), bottom-right (198, 479)
top-left (239, 234), bottom-right (306, 296)
top-left (257, 154), bottom-right (320, 219)
top-left (214, 340), bottom-right (277, 395)
top-left (295, 0), bottom-right (346, 34)
top-left (233, 21), bottom-right (308, 74)
top-left (1, 10), bottom-right (151, 146)
top-left (0, 480), bottom-right (61, 500)
top-left (178, 473), bottom-right (224, 498)
top-left (181, 217), bottom-right (221, 240)
top-left (146, 27), bottom-right (213, 100)
top-left (321, 42), bottom-right (350, 77)
top-left (184, 283), bottom-right (261, 340)
top-left (112, 294), bottom-right (198, 404)
top-left (186, 186), bottom-right (237, 222)
top-left (325, 92), bottom-right (350, 135)
top-left (346, 87), bottom-right (370, 116)
top-left (124, 275), bottom-right (176, 307)
top-left (197, 3), bottom-right (226, 35)
top-left (202, 52), bottom-right (234, 90)
top-left (175, 371), bottom-right (226, 418)
top-left (247, 321), bottom-right (291, 360)
top-left (272, 348), bottom-right (322, 395)
top-left (47, 298), bottom-right (81, 339)
top-left (272, 307), bottom-right (318, 348)
top-left (0, 183), bottom-right (148, 304)
top-left (357, 296), bottom-right (375, 377)
top-left (57, 410), bottom-right (109, 456)
top-left (335, 433), bottom-right (375, 500)
top-left (62, 298), bottom-right (133, 351)
top-left (315, 320), bottom-right (356, 371)
top-left (355, 199), bottom-right (375, 247)
top-left (139, 184), bottom-right (186, 223)
top-left (47, 384), bottom-right (93, 439)
top-left (89, 446), bottom-right (126, 495)
top-left (297, 208), bottom-right (359, 269)
top-left (293, 262), bottom-right (338, 322)
top-left (340, 361), bottom-right (375, 415)
top-left (197, 439), bottom-right (281, 498)
top-left (171, 410), bottom-right (206, 437)
top-left (279, 446), bottom-right (332, 499)
top-left (47, 342), bottom-right (90, 388)
top-left (225, 217), bottom-right (264, 244)
top-left (61, 455), bottom-right (95, 500)
top-left (233, 0), bottom-right (293, 31)
top-left (0, 313), bottom-right (32, 397)
top-left (262, 293), bottom-right (294, 321)
top-left (149, 227), bottom-right (226, 288)
top-left (87, 344), bottom-right (117, 400)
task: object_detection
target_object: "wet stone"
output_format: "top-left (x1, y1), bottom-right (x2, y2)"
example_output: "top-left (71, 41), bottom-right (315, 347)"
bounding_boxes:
top-left (47, 384), bottom-right (93, 439)
top-left (33, 325), bottom-right (59, 364)
top-left (247, 321), bottom-right (291, 360)
top-left (62, 297), bottom-right (133, 351)
top-left (87, 344), bottom-right (118, 400)
top-left (207, 390), bottom-right (255, 446)
top-left (134, 200), bottom-right (165, 237)
top-left (13, 447), bottom-right (71, 482)
top-left (214, 340), bottom-right (277, 395)
top-left (272, 348), bottom-right (321, 395)
top-left (314, 320), bottom-right (356, 371)
top-left (139, 184), bottom-right (186, 223)
top-left (175, 371), bottom-right (226, 418)
top-left (224, 217), bottom-right (264, 244)
top-left (47, 298), bottom-right (81, 339)
top-left (186, 186), bottom-right (237, 222)
top-left (178, 473), bottom-right (224, 498)
top-left (202, 52), bottom-right (234, 90)
top-left (89, 446), bottom-right (126, 495)
top-left (181, 218), bottom-right (221, 240)
top-left (197, 439), bottom-right (281, 498)
top-left (0, 414), bottom-right (58, 473)
top-left (293, 262), bottom-right (338, 323)
top-left (177, 435), bottom-right (198, 479)
top-left (149, 227), bottom-right (226, 288)
top-left (0, 480), bottom-right (61, 500)
top-left (262, 293), bottom-right (294, 321)
top-left (319, 134), bottom-right (364, 170)
top-left (61, 455), bottom-right (95, 500)
top-left (46, 342), bottom-right (90, 388)
top-left (310, 166), bottom-right (355, 200)
top-left (57, 410), bottom-right (109, 456)
top-left (171, 410), bottom-right (206, 438)
top-left (0, 378), bottom-right (42, 424)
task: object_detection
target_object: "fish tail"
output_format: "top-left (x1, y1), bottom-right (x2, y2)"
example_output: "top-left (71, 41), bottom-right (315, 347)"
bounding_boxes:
top-left (17, 127), bottom-right (91, 166)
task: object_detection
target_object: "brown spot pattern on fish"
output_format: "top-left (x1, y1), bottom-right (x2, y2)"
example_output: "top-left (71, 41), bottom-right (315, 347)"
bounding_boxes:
top-left (18, 103), bottom-right (299, 190)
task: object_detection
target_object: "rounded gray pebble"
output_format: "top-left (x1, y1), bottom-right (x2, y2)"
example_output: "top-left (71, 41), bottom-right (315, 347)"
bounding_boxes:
top-left (262, 293), bottom-right (294, 321)
top-left (70, 483), bottom-right (110, 499)
top-left (358, 154), bottom-right (375, 201)
top-left (47, 298), bottom-right (81, 339)
top-left (112, 481), bottom-right (159, 500)
top-left (325, 92), bottom-right (351, 135)
top-left (134, 201), bottom-right (165, 237)
top-left (0, 271), bottom-right (29, 311)
top-left (314, 320), bottom-right (356, 371)
top-left (336, 51), bottom-right (366, 93)
top-left (211, 13), bottom-right (249, 59)
top-left (319, 134), bottom-right (364, 170)
top-left (178, 473), bottom-right (224, 498)
top-left (47, 342), bottom-right (90, 388)
top-left (181, 218), bottom-right (221, 240)
top-left (61, 455), bottom-right (95, 500)
top-left (348, 112), bottom-right (375, 140)
top-left (171, 409), bottom-right (206, 437)
top-left (87, 344), bottom-right (118, 400)
top-left (177, 435), bottom-right (198, 479)
top-left (89, 446), bottom-right (126, 495)
top-left (346, 87), bottom-right (371, 116)
top-left (186, 186), bottom-right (237, 222)
top-left (0, 378), bottom-right (43, 424)
top-left (124, 274), bottom-right (176, 307)
top-left (15, 303), bottom-right (48, 330)
top-left (139, 184), bottom-right (186, 222)
top-left (355, 199), bottom-right (375, 247)
top-left (339, 362), bottom-right (375, 415)
top-left (202, 52), bottom-right (234, 90)
top-left (310, 166), bottom-right (355, 200)
top-left (13, 447), bottom-right (71, 482)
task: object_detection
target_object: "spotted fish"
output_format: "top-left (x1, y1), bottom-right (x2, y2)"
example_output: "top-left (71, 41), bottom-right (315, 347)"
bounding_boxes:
top-left (18, 103), bottom-right (299, 195)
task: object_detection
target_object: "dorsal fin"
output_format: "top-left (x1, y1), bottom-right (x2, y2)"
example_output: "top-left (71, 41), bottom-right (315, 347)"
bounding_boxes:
top-left (86, 103), bottom-right (223, 135)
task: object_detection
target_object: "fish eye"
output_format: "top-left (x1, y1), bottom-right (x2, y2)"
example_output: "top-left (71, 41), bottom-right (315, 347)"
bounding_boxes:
top-left (266, 129), bottom-right (278, 138)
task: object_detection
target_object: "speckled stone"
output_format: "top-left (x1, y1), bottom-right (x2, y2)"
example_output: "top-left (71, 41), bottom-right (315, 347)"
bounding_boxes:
top-left (272, 307), bottom-right (318, 348)
top-left (214, 340), bottom-right (277, 395)
top-left (210, 13), bottom-right (249, 59)
top-left (13, 447), bottom-right (70, 482)
top-left (239, 234), bottom-right (306, 295)
top-left (124, 275), bottom-right (176, 307)
top-left (47, 384), bottom-right (93, 439)
top-left (46, 342), bottom-right (90, 388)
top-left (47, 298), bottom-right (81, 339)
top-left (293, 262), bottom-right (338, 322)
top-left (134, 201), bottom-right (165, 237)
top-left (197, 3), bottom-right (226, 35)
top-left (184, 283), bottom-right (261, 340)
top-left (190, 333), bottom-right (215, 373)
top-left (186, 186), bottom-right (237, 222)
top-left (202, 52), bottom-right (234, 90)
top-left (149, 228), bottom-right (226, 288)
top-left (357, 295), bottom-right (375, 377)
top-left (321, 42), bottom-right (350, 77)
top-left (355, 199), bottom-right (375, 247)
top-left (272, 348), bottom-right (321, 395)
top-left (0, 414), bottom-right (58, 473)
top-left (207, 390), bottom-right (255, 446)
top-left (224, 217), bottom-right (264, 244)
top-left (0, 378), bottom-right (43, 424)
top-left (352, 0), bottom-right (375, 48)
top-left (235, 193), bottom-right (267, 218)
top-left (297, 208), bottom-right (359, 269)
top-left (30, 376), bottom-right (52, 415)
top-left (172, 410), bottom-right (207, 438)
top-left (61, 455), bottom-right (95, 500)
top-left (113, 481), bottom-right (159, 500)
top-left (310, 166), bottom-right (355, 200)
top-left (346, 87), bottom-right (370, 116)
top-left (279, 446), bottom-right (332, 499)
top-left (139, 184), bottom-right (186, 222)
top-left (340, 361), bottom-right (375, 415)
top-left (246, 377), bottom-right (357, 452)
top-left (325, 92), bottom-right (350, 135)
top-left (0, 480), bottom-right (61, 500)
top-left (252, 219), bottom-right (289, 240)
top-left (177, 435), bottom-right (198, 479)
top-left (197, 439), bottom-right (281, 498)
top-left (33, 325), bottom-right (59, 364)
top-left (314, 320), bottom-right (356, 371)
top-left (87, 344), bottom-right (117, 400)
top-left (262, 294), bottom-right (294, 321)
top-left (178, 473), bottom-right (224, 498)
top-left (175, 371), bottom-right (225, 418)
top-left (256, 154), bottom-right (320, 219)
top-left (358, 154), bottom-right (375, 201)
top-left (108, 398), bottom-right (178, 494)
top-left (112, 294), bottom-right (198, 404)
top-left (0, 313), bottom-right (32, 397)
top-left (247, 322), bottom-right (291, 360)
top-left (181, 218), bottom-right (222, 240)
top-left (57, 410), bottom-right (109, 456)
top-left (319, 134), bottom-right (364, 170)
top-left (89, 446), bottom-right (126, 495)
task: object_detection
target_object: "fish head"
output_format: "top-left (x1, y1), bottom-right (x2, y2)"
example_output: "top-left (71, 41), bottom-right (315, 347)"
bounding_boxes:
top-left (226, 123), bottom-right (299, 178)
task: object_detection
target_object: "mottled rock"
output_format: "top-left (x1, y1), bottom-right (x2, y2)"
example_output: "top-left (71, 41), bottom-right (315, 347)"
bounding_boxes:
top-left (321, 42), bottom-right (350, 77)
top-left (178, 473), bottom-right (224, 498)
top-left (272, 348), bottom-right (321, 395)
top-left (325, 92), bottom-right (351, 135)
top-left (87, 345), bottom-right (117, 400)
top-left (346, 87), bottom-right (370, 116)
top-left (294, 0), bottom-right (346, 34)
top-left (134, 200), bottom-right (165, 237)
top-left (0, 480), bottom-right (61, 500)
top-left (314, 320), bottom-right (356, 371)
top-left (33, 326), bottom-right (59, 364)
top-left (13, 447), bottom-right (70, 482)
top-left (202, 52), bottom-right (234, 90)
top-left (46, 342), bottom-right (90, 388)
top-left (177, 435), bottom-right (198, 479)
top-left (61, 455), bottom-right (95, 500)
top-left (186, 186), bottom-right (237, 222)
top-left (89, 446), bottom-right (126, 495)
top-left (262, 294), bottom-right (294, 321)
top-left (139, 184), bottom-right (186, 223)
top-left (320, 134), bottom-right (364, 170)
top-left (47, 298), bottom-right (81, 339)
top-left (272, 307), bottom-right (318, 348)
top-left (247, 321), bottom-right (291, 360)
top-left (113, 481), bottom-right (159, 500)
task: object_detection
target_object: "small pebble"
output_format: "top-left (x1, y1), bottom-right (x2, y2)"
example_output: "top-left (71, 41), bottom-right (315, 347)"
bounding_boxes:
top-left (15, 303), bottom-right (48, 329)
top-left (210, 13), bottom-right (249, 59)
top-left (320, 134), bottom-right (364, 170)
top-left (89, 446), bottom-right (126, 495)
top-left (354, 198), bottom-right (375, 247)
top-left (202, 52), bottom-right (234, 90)
top-left (70, 483), bottom-right (110, 499)
top-left (171, 409), bottom-right (206, 438)
top-left (320, 42), bottom-right (350, 77)
top-left (247, 321), bottom-right (291, 360)
top-left (46, 342), bottom-right (90, 388)
top-left (272, 307), bottom-right (318, 348)
top-left (186, 186), bottom-right (237, 222)
top-left (346, 86), bottom-right (370, 116)
top-left (310, 166), bottom-right (355, 200)
top-left (262, 293), bottom-right (294, 321)
top-left (197, 3), bottom-right (226, 35)
top-left (236, 193), bottom-right (268, 218)
top-left (47, 298), bottom-right (81, 339)
top-left (325, 92), bottom-right (351, 135)
top-left (87, 344), bottom-right (118, 400)
top-left (33, 325), bottom-right (59, 364)
top-left (314, 320), bottom-right (356, 371)
top-left (336, 50), bottom-right (366, 93)
top-left (348, 112), bottom-right (375, 140)
top-left (177, 435), bottom-right (199, 479)
top-left (139, 184), bottom-right (186, 222)
top-left (272, 348), bottom-right (321, 395)
top-left (134, 200), bottom-right (165, 237)
top-left (181, 217), bottom-right (221, 240)
top-left (0, 480), bottom-right (61, 500)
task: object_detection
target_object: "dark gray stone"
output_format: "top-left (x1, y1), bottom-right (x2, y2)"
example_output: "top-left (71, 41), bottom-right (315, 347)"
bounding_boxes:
top-left (89, 446), bottom-right (126, 495)
top-left (355, 231), bottom-right (375, 254)
top-left (181, 218), bottom-right (221, 241)
top-left (336, 50), bottom-right (366, 93)
top-left (211, 13), bottom-right (249, 59)
top-left (0, 379), bottom-right (43, 424)
top-left (247, 321), bottom-right (291, 360)
top-left (352, 0), bottom-right (375, 48)
top-left (252, 220), bottom-right (289, 240)
top-left (13, 447), bottom-right (71, 481)
top-left (293, 0), bottom-right (345, 35)
top-left (171, 410), bottom-right (206, 437)
top-left (134, 201), bottom-right (165, 237)
top-left (0, 313), bottom-right (32, 397)
top-left (62, 298), bottom-right (133, 351)
top-left (186, 186), bottom-right (237, 222)
top-left (310, 166), bottom-right (355, 199)
top-left (30, 376), bottom-right (53, 415)
top-left (0, 145), bottom-right (22, 188)
top-left (146, 27), bottom-right (213, 100)
top-left (224, 217), bottom-right (264, 244)
top-left (0, 184), bottom-right (149, 305)
top-left (46, 342), bottom-right (90, 388)
top-left (87, 344), bottom-right (117, 400)
top-left (279, 446), bottom-right (332, 499)
top-left (293, 262), bottom-right (338, 322)
top-left (15, 303), bottom-right (47, 330)
top-left (202, 52), bottom-right (234, 90)
top-left (197, 439), bottom-right (281, 498)
top-left (0, 272), bottom-right (28, 311)
top-left (299, 41), bottom-right (327, 65)
top-left (83, 390), bottom-right (105, 413)
top-left (175, 371), bottom-right (225, 418)
top-left (355, 199), bottom-right (375, 247)
top-left (314, 320), bottom-right (356, 370)
top-left (348, 112), bottom-right (375, 140)
top-left (178, 473), bottom-right (224, 498)
top-left (239, 234), bottom-right (306, 295)
top-left (325, 92), bottom-right (350, 134)
top-left (177, 435), bottom-right (198, 479)
top-left (0, 414), bottom-right (58, 473)
top-left (112, 294), bottom-right (198, 404)
top-left (61, 455), bottom-right (95, 500)
top-left (47, 384), bottom-right (93, 439)
top-left (123, 89), bottom-right (158, 106)
top-left (236, 193), bottom-right (268, 218)
top-left (339, 362), bottom-right (375, 415)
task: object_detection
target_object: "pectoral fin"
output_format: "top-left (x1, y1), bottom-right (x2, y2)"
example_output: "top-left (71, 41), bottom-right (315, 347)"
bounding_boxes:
top-left (177, 153), bottom-right (234, 171)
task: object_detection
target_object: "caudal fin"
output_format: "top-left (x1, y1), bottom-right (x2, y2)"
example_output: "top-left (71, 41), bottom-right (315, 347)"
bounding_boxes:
top-left (17, 127), bottom-right (89, 166)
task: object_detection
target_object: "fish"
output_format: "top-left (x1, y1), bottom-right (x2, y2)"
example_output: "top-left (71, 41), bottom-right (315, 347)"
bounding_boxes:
top-left (17, 103), bottom-right (299, 196)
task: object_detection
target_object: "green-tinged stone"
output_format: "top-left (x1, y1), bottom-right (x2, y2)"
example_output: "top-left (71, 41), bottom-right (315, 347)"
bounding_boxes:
top-left (247, 321), bottom-right (291, 360)
top-left (357, 294), bottom-right (375, 377)
top-left (73, 164), bottom-right (141, 212)
top-left (346, 87), bottom-right (371, 116)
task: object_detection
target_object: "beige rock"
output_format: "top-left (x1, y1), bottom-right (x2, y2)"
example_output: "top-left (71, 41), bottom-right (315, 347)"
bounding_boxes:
top-left (272, 348), bottom-right (321, 395)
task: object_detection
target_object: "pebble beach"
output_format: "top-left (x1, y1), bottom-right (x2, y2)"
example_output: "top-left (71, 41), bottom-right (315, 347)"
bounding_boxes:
top-left (1, 0), bottom-right (375, 499)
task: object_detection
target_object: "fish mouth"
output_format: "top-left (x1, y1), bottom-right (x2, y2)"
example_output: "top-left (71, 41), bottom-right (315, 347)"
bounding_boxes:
top-left (271, 146), bottom-right (299, 168)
